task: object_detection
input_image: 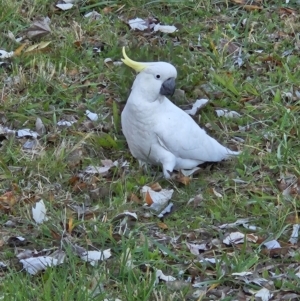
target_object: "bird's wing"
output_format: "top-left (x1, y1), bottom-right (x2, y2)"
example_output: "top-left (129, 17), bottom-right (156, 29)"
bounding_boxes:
top-left (154, 99), bottom-right (231, 162)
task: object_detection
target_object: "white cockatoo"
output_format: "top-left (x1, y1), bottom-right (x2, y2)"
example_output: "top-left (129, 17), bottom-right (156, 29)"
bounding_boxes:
top-left (121, 47), bottom-right (240, 178)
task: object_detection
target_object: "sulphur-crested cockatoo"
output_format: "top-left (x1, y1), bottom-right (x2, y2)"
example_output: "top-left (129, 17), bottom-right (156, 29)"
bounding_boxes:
top-left (121, 47), bottom-right (239, 178)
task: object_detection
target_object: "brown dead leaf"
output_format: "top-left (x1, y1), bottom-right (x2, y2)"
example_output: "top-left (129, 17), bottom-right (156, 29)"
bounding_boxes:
top-left (74, 40), bottom-right (82, 48)
top-left (66, 147), bottom-right (83, 169)
top-left (47, 133), bottom-right (60, 143)
top-left (0, 191), bottom-right (17, 210)
top-left (24, 41), bottom-right (51, 54)
top-left (243, 5), bottom-right (263, 11)
top-left (157, 222), bottom-right (168, 230)
top-left (23, 17), bottom-right (51, 40)
top-left (145, 191), bottom-right (153, 206)
top-left (230, 0), bottom-right (263, 12)
top-left (50, 229), bottom-right (61, 240)
top-left (259, 55), bottom-right (283, 66)
top-left (172, 171), bottom-right (191, 185)
top-left (13, 43), bottom-right (27, 56)
top-left (67, 69), bottom-right (79, 76)
top-left (219, 39), bottom-right (240, 55)
top-left (278, 178), bottom-right (288, 192)
top-left (178, 175), bottom-right (190, 185)
top-left (246, 233), bottom-right (258, 243)
top-left (22, 193), bottom-right (38, 204)
top-left (256, 236), bottom-right (265, 244)
top-left (207, 283), bottom-right (220, 292)
top-left (188, 194), bottom-right (204, 207)
top-left (230, 0), bottom-right (262, 7)
top-left (129, 193), bottom-right (141, 203)
top-left (69, 176), bottom-right (80, 186)
top-left (68, 218), bottom-right (74, 234)
top-left (285, 212), bottom-right (299, 224)
top-left (230, 0), bottom-right (245, 4)
top-left (103, 6), bottom-right (113, 14)
top-left (150, 182), bottom-right (162, 191)
top-left (141, 186), bottom-right (173, 211)
top-left (72, 182), bottom-right (88, 193)
top-left (278, 7), bottom-right (296, 16)
top-left (261, 247), bottom-right (290, 257)
top-left (240, 96), bottom-right (255, 103)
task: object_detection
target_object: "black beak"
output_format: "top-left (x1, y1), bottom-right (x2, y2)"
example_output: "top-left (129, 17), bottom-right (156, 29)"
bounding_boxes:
top-left (160, 77), bottom-right (176, 96)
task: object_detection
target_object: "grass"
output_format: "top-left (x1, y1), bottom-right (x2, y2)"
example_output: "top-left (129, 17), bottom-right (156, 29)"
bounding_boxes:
top-left (1, 0), bottom-right (300, 300)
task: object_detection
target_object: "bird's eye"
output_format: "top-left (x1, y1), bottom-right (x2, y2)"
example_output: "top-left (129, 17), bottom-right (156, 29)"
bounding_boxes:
top-left (156, 75), bottom-right (160, 79)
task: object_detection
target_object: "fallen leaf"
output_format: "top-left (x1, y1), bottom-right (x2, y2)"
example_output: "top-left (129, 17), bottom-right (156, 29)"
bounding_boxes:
top-left (157, 202), bottom-right (174, 218)
top-left (212, 188), bottom-right (223, 198)
top-left (83, 160), bottom-right (116, 176)
top-left (103, 6), bottom-right (113, 14)
top-left (186, 242), bottom-right (211, 255)
top-left (219, 218), bottom-right (251, 229)
top-left (24, 41), bottom-right (51, 54)
top-left (84, 11), bottom-right (102, 20)
top-left (80, 249), bottom-right (112, 266)
top-left (7, 236), bottom-right (27, 247)
top-left (184, 99), bottom-right (209, 115)
top-left (223, 232), bottom-right (245, 245)
top-left (32, 200), bottom-right (48, 224)
top-left (172, 171), bottom-right (191, 185)
top-left (232, 271), bottom-right (253, 276)
top-left (243, 5), bottom-right (263, 11)
top-left (187, 194), bottom-right (204, 207)
top-left (259, 55), bottom-right (282, 66)
top-left (112, 211), bottom-right (138, 221)
top-left (199, 258), bottom-right (218, 264)
top-left (0, 49), bottom-right (14, 58)
top-left (0, 191), bottom-right (17, 210)
top-left (56, 3), bottom-right (73, 10)
top-left (20, 256), bottom-right (61, 275)
top-left (23, 17), bottom-right (51, 39)
top-left (157, 222), bottom-right (168, 230)
top-left (68, 218), bottom-right (74, 234)
top-left (35, 117), bottom-right (46, 135)
top-left (289, 224), bottom-right (300, 244)
top-left (230, 0), bottom-right (245, 4)
top-left (141, 185), bottom-right (174, 212)
top-left (13, 43), bottom-right (27, 56)
top-left (0, 261), bottom-right (7, 269)
top-left (145, 191), bottom-right (153, 206)
top-left (155, 269), bottom-right (176, 284)
top-left (150, 182), bottom-right (162, 191)
top-left (255, 287), bottom-right (273, 301)
top-left (246, 233), bottom-right (258, 243)
top-left (57, 120), bottom-right (76, 127)
top-left (17, 128), bottom-right (39, 138)
top-left (278, 7), bottom-right (296, 16)
top-left (263, 240), bottom-right (281, 249)
top-left (85, 110), bottom-right (98, 121)
top-left (215, 109), bottom-right (241, 118)
top-left (128, 18), bottom-right (152, 31)
top-left (129, 193), bottom-right (141, 203)
top-left (153, 24), bottom-right (177, 33)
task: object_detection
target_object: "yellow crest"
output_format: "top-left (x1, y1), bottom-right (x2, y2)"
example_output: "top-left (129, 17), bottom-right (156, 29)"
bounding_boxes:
top-left (121, 47), bottom-right (147, 72)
